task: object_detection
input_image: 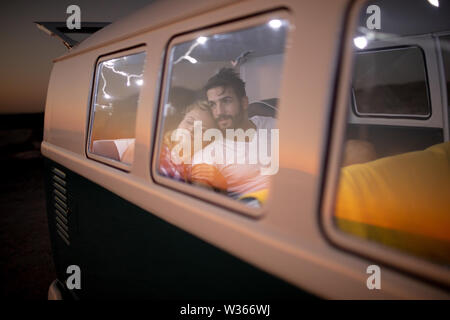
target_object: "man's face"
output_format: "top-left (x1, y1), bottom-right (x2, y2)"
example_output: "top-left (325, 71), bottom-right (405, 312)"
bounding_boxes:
top-left (206, 86), bottom-right (246, 130)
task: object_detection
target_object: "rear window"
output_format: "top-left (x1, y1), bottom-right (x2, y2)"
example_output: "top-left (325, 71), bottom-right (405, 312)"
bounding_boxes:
top-left (87, 49), bottom-right (146, 168)
top-left (353, 47), bottom-right (430, 117)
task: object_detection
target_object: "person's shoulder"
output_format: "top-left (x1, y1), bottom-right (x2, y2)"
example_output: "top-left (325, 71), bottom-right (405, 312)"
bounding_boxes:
top-left (250, 115), bottom-right (277, 130)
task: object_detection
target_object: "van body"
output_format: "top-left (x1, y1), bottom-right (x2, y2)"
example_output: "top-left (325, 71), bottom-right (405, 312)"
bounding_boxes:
top-left (42, 0), bottom-right (450, 299)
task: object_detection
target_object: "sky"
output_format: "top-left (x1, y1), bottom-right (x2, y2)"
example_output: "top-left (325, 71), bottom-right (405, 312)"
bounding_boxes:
top-left (1, 0), bottom-right (450, 114)
top-left (0, 0), bottom-right (154, 114)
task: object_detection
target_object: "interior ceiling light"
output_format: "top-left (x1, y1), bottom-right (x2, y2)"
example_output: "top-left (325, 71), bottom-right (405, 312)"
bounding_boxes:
top-left (428, 0), bottom-right (439, 7)
top-left (353, 36), bottom-right (368, 49)
top-left (268, 19), bottom-right (282, 29)
top-left (196, 36), bottom-right (208, 44)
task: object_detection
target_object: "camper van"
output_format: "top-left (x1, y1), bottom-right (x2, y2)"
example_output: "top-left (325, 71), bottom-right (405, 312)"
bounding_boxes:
top-left (42, 0), bottom-right (450, 299)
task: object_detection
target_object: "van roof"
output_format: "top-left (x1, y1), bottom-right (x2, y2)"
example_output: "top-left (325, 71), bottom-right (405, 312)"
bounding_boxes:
top-left (54, 0), bottom-right (238, 62)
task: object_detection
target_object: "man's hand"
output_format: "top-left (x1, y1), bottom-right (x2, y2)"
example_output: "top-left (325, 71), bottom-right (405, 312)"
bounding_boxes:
top-left (191, 164), bottom-right (227, 191)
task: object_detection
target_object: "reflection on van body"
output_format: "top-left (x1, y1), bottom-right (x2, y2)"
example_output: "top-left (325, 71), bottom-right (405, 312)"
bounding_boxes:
top-left (41, 0), bottom-right (450, 299)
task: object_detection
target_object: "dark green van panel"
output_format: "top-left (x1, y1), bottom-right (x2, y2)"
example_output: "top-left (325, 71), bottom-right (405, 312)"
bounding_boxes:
top-left (44, 158), bottom-right (314, 299)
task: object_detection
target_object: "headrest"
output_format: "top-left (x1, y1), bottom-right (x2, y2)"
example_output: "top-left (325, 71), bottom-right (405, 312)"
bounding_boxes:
top-left (248, 98), bottom-right (278, 118)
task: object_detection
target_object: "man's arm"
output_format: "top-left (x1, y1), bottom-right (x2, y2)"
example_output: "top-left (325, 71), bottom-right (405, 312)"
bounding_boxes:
top-left (191, 164), bottom-right (228, 191)
top-left (190, 144), bottom-right (228, 191)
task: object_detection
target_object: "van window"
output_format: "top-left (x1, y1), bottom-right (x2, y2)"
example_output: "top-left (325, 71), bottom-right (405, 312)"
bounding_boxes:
top-left (154, 17), bottom-right (288, 209)
top-left (440, 35), bottom-right (450, 132)
top-left (332, 5), bottom-right (450, 266)
top-left (88, 51), bottom-right (146, 166)
top-left (353, 47), bottom-right (430, 117)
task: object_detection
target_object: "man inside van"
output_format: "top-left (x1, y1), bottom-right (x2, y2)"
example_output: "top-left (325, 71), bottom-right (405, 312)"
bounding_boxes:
top-left (190, 68), bottom-right (278, 199)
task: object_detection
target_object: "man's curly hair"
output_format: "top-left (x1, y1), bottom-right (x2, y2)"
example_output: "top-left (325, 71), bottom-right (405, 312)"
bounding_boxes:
top-left (203, 68), bottom-right (247, 99)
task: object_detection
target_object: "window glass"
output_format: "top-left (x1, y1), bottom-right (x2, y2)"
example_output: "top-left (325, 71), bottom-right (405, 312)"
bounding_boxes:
top-left (156, 18), bottom-right (288, 208)
top-left (88, 51), bottom-right (146, 165)
top-left (353, 47), bottom-right (430, 117)
top-left (440, 35), bottom-right (450, 133)
top-left (333, 1), bottom-right (450, 266)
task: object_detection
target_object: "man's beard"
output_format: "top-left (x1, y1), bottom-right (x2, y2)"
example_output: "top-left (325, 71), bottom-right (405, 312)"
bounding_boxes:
top-left (215, 104), bottom-right (244, 131)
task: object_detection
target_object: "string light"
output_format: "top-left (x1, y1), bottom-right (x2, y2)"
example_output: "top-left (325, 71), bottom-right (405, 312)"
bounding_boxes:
top-left (101, 70), bottom-right (111, 99)
top-left (102, 59), bottom-right (143, 86)
top-left (99, 57), bottom-right (144, 100)
top-left (174, 36), bottom-right (208, 64)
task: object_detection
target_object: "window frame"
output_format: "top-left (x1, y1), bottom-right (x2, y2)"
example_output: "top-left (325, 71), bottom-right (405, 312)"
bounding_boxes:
top-left (347, 36), bottom-right (445, 130)
top-left (351, 46), bottom-right (432, 119)
top-left (436, 33), bottom-right (450, 141)
top-left (86, 46), bottom-right (147, 171)
top-left (151, 10), bottom-right (290, 218)
top-left (320, 2), bottom-right (450, 287)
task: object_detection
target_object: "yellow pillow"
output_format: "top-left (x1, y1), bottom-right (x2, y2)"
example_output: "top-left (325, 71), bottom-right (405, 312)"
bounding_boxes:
top-left (239, 189), bottom-right (269, 206)
top-left (335, 142), bottom-right (450, 242)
